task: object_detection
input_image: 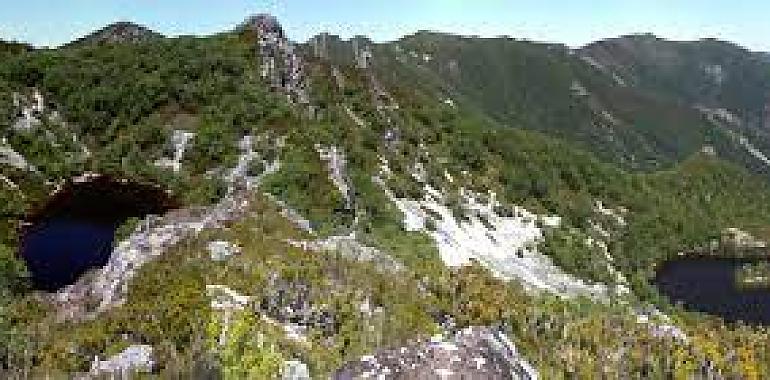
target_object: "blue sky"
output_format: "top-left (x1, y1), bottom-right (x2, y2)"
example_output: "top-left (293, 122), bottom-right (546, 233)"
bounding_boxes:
top-left (0, 0), bottom-right (767, 51)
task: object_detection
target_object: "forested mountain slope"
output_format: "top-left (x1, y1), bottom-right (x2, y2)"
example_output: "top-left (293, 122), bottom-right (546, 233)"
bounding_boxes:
top-left (581, 34), bottom-right (770, 127)
top-left (311, 32), bottom-right (770, 176)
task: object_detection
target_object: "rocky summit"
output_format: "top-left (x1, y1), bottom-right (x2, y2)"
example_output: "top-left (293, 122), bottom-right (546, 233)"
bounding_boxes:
top-left (66, 21), bottom-right (162, 47)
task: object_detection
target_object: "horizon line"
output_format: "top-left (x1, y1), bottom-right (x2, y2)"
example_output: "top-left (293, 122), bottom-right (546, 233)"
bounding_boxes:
top-left (3, 16), bottom-right (767, 54)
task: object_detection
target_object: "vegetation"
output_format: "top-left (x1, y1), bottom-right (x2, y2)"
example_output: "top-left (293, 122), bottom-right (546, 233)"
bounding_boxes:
top-left (365, 32), bottom-right (770, 177)
top-left (10, 199), bottom-right (770, 377)
top-left (3, 21), bottom-right (770, 379)
top-left (207, 310), bottom-right (285, 379)
top-left (262, 137), bottom-right (353, 236)
top-left (736, 261), bottom-right (770, 289)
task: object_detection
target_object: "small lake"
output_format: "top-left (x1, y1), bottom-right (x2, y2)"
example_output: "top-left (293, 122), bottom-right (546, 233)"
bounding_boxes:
top-left (20, 175), bottom-right (176, 291)
top-left (655, 257), bottom-right (770, 325)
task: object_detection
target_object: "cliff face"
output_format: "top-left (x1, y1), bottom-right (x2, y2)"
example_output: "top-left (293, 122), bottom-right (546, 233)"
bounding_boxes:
top-left (244, 14), bottom-right (310, 105)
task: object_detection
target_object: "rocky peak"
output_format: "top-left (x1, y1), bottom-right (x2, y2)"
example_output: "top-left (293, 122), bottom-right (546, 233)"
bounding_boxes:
top-left (239, 13), bottom-right (284, 37)
top-left (67, 21), bottom-right (161, 47)
top-left (246, 15), bottom-right (310, 105)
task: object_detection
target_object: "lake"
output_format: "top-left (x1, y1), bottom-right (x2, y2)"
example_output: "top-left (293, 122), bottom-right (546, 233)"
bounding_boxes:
top-left (655, 257), bottom-right (770, 325)
top-left (20, 175), bottom-right (175, 291)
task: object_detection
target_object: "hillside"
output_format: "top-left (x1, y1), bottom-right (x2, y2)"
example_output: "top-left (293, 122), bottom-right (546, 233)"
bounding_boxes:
top-left (581, 34), bottom-right (770, 127)
top-left (313, 32), bottom-right (770, 176)
top-left (2, 15), bottom-right (770, 378)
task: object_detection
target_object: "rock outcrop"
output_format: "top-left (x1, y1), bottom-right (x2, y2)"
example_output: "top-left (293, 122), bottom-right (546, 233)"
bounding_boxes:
top-left (334, 327), bottom-right (538, 379)
top-left (243, 14), bottom-right (310, 105)
top-left (375, 171), bottom-right (608, 300)
top-left (286, 233), bottom-right (404, 274)
top-left (316, 145), bottom-right (354, 210)
top-left (207, 240), bottom-right (241, 262)
top-left (154, 130), bottom-right (195, 173)
top-left (282, 360), bottom-right (311, 380)
top-left (11, 89), bottom-right (45, 131)
top-left (0, 139), bottom-right (34, 171)
top-left (54, 192), bottom-right (254, 320)
top-left (85, 345), bottom-right (154, 379)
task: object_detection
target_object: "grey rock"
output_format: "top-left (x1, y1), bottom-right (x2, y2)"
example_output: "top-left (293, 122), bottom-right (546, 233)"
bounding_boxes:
top-left (282, 360), bottom-right (311, 380)
top-left (87, 345), bottom-right (154, 378)
top-left (207, 240), bottom-right (240, 262)
top-left (334, 327), bottom-right (538, 379)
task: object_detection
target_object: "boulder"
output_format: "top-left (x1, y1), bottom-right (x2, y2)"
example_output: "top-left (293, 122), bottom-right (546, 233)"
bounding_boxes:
top-left (207, 240), bottom-right (241, 261)
top-left (283, 360), bottom-right (311, 380)
top-left (88, 345), bottom-right (154, 377)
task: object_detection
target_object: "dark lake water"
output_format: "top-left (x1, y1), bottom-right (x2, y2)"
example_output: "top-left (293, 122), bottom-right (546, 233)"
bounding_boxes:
top-left (20, 175), bottom-right (175, 291)
top-left (22, 218), bottom-right (117, 291)
top-left (655, 257), bottom-right (770, 325)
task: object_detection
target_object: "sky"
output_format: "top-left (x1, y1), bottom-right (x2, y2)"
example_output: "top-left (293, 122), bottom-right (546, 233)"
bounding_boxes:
top-left (0, 0), bottom-right (768, 51)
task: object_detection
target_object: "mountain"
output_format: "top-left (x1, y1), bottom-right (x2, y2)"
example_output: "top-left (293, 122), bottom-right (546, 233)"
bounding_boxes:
top-left (313, 32), bottom-right (770, 175)
top-left (66, 21), bottom-right (163, 47)
top-left (581, 34), bottom-right (770, 127)
top-left (3, 16), bottom-right (770, 378)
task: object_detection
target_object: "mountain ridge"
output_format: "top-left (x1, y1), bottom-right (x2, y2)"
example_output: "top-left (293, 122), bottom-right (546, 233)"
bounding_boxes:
top-left (315, 29), bottom-right (770, 174)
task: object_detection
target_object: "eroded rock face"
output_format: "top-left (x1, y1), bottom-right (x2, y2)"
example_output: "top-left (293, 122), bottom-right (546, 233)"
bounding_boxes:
top-left (334, 327), bottom-right (538, 380)
top-left (375, 171), bottom-right (608, 300)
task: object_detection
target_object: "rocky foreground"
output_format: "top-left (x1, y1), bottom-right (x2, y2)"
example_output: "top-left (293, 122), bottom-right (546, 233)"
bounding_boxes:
top-left (334, 327), bottom-right (538, 380)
